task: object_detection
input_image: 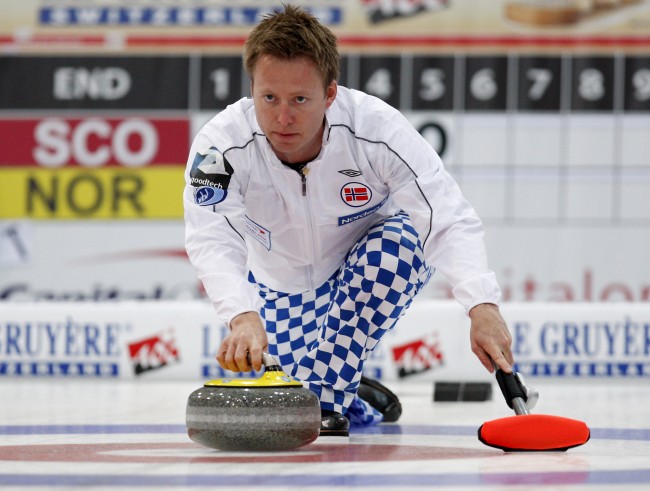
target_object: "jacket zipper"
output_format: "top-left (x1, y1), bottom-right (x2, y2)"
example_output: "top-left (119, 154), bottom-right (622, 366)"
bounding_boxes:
top-left (300, 167), bottom-right (315, 289)
top-left (300, 169), bottom-right (307, 196)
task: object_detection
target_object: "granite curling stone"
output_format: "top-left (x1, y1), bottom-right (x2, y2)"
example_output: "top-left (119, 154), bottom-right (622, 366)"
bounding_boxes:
top-left (186, 353), bottom-right (321, 451)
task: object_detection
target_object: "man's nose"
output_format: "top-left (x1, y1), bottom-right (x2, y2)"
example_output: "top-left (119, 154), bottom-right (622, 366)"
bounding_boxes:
top-left (276, 103), bottom-right (293, 126)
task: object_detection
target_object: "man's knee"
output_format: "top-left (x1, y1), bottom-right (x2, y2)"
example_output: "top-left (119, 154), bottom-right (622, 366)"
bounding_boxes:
top-left (365, 231), bottom-right (421, 273)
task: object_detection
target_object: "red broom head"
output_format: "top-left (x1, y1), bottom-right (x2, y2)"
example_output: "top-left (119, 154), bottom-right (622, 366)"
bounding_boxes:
top-left (478, 414), bottom-right (590, 452)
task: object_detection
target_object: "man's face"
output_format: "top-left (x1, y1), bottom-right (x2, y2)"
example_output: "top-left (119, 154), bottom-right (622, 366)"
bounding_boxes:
top-left (251, 54), bottom-right (337, 164)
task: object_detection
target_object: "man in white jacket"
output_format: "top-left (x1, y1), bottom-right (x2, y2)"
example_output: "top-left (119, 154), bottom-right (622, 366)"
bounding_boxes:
top-left (184, 5), bottom-right (513, 437)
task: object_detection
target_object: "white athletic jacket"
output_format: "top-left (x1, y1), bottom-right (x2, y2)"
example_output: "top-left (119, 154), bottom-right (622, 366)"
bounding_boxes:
top-left (184, 86), bottom-right (501, 326)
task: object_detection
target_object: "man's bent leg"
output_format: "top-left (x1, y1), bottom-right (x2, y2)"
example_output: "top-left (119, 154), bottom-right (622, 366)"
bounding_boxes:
top-left (291, 212), bottom-right (432, 417)
top-left (251, 273), bottom-right (334, 371)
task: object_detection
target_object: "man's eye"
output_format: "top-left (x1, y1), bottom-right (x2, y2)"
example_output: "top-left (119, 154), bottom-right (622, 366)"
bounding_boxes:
top-left (264, 95), bottom-right (275, 102)
top-left (296, 96), bottom-right (307, 103)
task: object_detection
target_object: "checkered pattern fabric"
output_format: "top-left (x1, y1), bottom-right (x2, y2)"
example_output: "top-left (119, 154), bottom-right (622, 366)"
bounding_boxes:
top-left (250, 212), bottom-right (432, 424)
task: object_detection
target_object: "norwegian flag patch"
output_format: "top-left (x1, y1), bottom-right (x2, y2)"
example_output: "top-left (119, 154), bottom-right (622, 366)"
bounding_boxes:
top-left (341, 182), bottom-right (372, 207)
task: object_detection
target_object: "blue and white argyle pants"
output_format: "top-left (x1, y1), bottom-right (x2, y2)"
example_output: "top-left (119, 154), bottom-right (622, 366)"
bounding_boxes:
top-left (249, 212), bottom-right (432, 426)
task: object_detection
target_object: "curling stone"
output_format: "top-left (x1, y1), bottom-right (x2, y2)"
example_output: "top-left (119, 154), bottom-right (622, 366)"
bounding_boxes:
top-left (186, 353), bottom-right (321, 451)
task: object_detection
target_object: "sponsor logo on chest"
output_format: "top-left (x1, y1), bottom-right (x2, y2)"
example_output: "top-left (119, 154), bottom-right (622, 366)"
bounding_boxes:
top-left (340, 182), bottom-right (372, 207)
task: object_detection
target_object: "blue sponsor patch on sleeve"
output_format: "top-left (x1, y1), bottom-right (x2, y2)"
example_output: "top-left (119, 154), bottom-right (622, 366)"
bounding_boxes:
top-left (194, 186), bottom-right (227, 206)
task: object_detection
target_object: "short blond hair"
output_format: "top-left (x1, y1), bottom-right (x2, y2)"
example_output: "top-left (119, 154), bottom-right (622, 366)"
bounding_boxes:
top-left (244, 4), bottom-right (340, 89)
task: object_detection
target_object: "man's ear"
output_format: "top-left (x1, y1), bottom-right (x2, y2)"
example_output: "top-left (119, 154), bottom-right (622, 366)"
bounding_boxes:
top-left (325, 80), bottom-right (337, 108)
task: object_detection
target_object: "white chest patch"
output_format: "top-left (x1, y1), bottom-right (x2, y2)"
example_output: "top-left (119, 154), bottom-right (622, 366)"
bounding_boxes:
top-left (244, 216), bottom-right (271, 251)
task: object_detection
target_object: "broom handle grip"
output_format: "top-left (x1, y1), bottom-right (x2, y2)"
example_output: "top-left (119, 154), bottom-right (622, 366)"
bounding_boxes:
top-left (495, 368), bottom-right (530, 415)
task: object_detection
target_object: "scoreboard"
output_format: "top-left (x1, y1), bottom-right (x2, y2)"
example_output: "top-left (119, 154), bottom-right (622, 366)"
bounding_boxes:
top-left (1, 52), bottom-right (648, 225)
top-left (1, 54), bottom-right (649, 112)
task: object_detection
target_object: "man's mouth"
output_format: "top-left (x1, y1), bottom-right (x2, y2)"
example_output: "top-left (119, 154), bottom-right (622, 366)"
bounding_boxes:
top-left (273, 131), bottom-right (298, 142)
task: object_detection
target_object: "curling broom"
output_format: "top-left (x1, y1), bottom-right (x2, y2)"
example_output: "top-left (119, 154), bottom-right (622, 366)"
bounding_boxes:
top-left (478, 365), bottom-right (590, 452)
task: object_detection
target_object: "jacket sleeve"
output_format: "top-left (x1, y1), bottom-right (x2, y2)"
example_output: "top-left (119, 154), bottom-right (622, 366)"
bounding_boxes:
top-left (183, 133), bottom-right (262, 326)
top-left (376, 113), bottom-right (501, 313)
